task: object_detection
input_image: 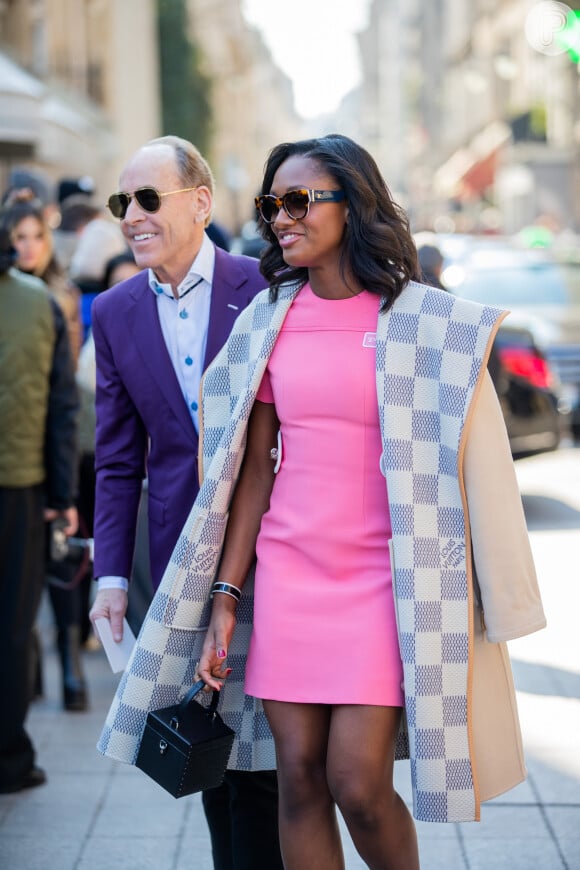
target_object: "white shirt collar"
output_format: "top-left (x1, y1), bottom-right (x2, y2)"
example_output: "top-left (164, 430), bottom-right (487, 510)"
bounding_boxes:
top-left (147, 232), bottom-right (216, 299)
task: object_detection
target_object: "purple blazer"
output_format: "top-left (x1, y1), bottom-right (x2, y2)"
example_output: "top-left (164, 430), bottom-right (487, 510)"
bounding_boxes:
top-left (91, 245), bottom-right (267, 588)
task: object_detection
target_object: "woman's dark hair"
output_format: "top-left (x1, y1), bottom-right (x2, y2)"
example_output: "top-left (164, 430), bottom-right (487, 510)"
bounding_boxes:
top-left (0, 193), bottom-right (60, 281)
top-left (103, 250), bottom-right (137, 289)
top-left (0, 227), bottom-right (16, 274)
top-left (257, 134), bottom-right (420, 307)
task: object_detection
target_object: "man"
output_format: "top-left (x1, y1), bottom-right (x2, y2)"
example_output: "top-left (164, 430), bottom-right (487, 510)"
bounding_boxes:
top-left (0, 227), bottom-right (78, 793)
top-left (88, 136), bottom-right (281, 870)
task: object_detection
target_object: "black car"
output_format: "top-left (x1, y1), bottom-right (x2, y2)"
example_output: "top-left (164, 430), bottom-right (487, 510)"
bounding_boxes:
top-left (417, 235), bottom-right (567, 458)
top-left (488, 317), bottom-right (562, 458)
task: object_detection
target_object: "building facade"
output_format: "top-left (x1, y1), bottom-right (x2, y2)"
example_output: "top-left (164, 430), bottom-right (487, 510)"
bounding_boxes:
top-left (0, 0), bottom-right (161, 206)
top-left (0, 0), bottom-right (302, 234)
top-left (330, 0), bottom-right (580, 233)
top-left (187, 0), bottom-right (303, 234)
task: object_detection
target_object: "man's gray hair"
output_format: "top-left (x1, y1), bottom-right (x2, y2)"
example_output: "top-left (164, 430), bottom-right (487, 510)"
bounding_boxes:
top-left (145, 136), bottom-right (215, 196)
top-left (146, 135), bottom-right (215, 225)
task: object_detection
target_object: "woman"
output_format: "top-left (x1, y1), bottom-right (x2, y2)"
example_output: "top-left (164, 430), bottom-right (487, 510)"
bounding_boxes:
top-left (196, 135), bottom-right (546, 867)
top-left (3, 193), bottom-right (82, 362)
top-left (98, 136), bottom-right (546, 869)
top-left (200, 135), bottom-right (421, 867)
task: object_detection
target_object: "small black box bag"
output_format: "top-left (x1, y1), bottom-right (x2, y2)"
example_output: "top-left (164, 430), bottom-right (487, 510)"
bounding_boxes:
top-left (135, 679), bottom-right (235, 798)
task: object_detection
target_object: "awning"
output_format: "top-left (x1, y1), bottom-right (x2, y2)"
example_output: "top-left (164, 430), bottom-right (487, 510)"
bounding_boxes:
top-left (0, 52), bottom-right (44, 145)
top-left (434, 120), bottom-right (512, 199)
top-left (0, 51), bottom-right (112, 168)
top-left (0, 52), bottom-right (44, 99)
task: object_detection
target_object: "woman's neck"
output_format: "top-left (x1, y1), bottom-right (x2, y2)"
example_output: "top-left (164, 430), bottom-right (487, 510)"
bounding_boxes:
top-left (308, 266), bottom-right (363, 300)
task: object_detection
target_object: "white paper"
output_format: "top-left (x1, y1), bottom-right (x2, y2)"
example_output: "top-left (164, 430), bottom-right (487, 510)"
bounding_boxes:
top-left (94, 617), bottom-right (136, 673)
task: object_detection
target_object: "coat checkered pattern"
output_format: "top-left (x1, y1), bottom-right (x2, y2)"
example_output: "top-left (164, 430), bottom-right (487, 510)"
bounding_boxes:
top-left (97, 280), bottom-right (505, 821)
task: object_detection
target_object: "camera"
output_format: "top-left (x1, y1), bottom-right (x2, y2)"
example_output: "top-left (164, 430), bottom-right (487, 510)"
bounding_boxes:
top-left (47, 517), bottom-right (93, 564)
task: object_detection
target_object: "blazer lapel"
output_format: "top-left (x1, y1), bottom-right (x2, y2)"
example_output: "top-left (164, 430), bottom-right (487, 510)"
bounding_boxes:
top-left (127, 278), bottom-right (197, 444)
top-left (204, 247), bottom-right (253, 370)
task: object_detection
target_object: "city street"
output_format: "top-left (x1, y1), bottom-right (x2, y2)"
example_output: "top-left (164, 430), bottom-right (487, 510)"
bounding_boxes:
top-left (2, 2), bottom-right (580, 868)
top-left (0, 446), bottom-right (578, 870)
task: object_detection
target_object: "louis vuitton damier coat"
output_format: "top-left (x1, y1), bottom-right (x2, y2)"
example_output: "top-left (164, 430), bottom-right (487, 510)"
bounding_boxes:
top-left (97, 280), bottom-right (546, 822)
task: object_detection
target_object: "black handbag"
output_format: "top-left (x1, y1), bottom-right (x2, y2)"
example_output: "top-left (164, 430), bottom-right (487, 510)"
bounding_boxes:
top-left (135, 679), bottom-right (235, 798)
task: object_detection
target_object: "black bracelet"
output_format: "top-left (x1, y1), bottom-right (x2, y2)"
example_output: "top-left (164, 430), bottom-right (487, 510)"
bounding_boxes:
top-left (210, 581), bottom-right (242, 602)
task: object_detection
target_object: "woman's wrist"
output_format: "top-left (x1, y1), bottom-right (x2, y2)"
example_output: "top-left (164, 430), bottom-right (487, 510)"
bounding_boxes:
top-left (210, 581), bottom-right (242, 603)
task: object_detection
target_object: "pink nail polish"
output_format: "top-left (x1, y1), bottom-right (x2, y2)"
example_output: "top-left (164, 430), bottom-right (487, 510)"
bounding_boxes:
top-left (217, 648), bottom-right (226, 658)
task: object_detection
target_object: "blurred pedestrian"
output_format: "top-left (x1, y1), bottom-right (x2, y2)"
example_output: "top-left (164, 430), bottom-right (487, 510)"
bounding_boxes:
top-left (2, 167), bottom-right (59, 228)
top-left (75, 250), bottom-right (140, 645)
top-left (0, 226), bottom-right (78, 792)
top-left (206, 220), bottom-right (232, 251)
top-left (417, 242), bottom-right (446, 289)
top-left (57, 176), bottom-right (96, 207)
top-left (239, 221), bottom-right (268, 258)
top-left (53, 196), bottom-right (101, 273)
top-left (69, 215), bottom-right (127, 340)
top-left (103, 250), bottom-right (139, 289)
top-left (88, 135), bottom-right (281, 870)
top-left (1, 192), bottom-right (87, 710)
top-left (2, 191), bottom-right (82, 361)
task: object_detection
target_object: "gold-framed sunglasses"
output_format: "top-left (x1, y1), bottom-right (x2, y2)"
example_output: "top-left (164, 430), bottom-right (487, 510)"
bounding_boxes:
top-left (106, 186), bottom-right (198, 219)
top-left (255, 188), bottom-right (345, 224)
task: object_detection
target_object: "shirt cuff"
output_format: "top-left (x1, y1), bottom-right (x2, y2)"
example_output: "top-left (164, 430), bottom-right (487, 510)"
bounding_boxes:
top-left (97, 576), bottom-right (129, 592)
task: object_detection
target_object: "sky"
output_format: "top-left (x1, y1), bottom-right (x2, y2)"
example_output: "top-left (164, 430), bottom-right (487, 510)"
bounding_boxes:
top-left (241, 0), bottom-right (371, 119)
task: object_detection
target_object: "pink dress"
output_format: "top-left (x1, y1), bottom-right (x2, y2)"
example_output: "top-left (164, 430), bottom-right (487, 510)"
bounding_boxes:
top-left (245, 284), bottom-right (404, 706)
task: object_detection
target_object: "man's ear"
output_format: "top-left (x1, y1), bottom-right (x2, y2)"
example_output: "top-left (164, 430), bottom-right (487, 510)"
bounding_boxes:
top-left (194, 186), bottom-right (213, 224)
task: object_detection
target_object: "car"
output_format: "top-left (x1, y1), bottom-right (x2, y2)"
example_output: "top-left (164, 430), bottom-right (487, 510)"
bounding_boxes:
top-left (439, 238), bottom-right (579, 440)
top-left (487, 316), bottom-right (563, 458)
top-left (415, 234), bottom-right (568, 457)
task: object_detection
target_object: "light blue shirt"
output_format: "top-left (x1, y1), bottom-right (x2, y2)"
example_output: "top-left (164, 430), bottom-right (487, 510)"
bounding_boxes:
top-left (148, 232), bottom-right (214, 433)
top-left (97, 233), bottom-right (215, 594)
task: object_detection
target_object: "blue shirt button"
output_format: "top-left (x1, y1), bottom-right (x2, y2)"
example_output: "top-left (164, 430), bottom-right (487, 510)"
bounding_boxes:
top-left (179, 310), bottom-right (189, 319)
top-left (185, 356), bottom-right (193, 366)
top-left (191, 401), bottom-right (198, 411)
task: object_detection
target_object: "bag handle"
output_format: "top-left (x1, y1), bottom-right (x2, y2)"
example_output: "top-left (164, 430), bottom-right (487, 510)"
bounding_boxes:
top-left (170, 679), bottom-right (221, 730)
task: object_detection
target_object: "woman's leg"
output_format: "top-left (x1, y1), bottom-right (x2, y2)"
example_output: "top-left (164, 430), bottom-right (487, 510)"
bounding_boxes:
top-left (327, 705), bottom-right (419, 870)
top-left (263, 701), bottom-right (345, 870)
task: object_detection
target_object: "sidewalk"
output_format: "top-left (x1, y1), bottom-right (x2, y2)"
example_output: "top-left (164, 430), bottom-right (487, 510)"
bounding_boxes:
top-left (1, 451), bottom-right (579, 869)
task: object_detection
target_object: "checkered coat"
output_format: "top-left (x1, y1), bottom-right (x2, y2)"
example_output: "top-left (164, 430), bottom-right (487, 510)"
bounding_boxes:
top-left (97, 281), bottom-right (546, 822)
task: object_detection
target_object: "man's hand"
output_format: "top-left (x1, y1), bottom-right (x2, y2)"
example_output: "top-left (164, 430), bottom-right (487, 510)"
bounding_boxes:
top-left (44, 506), bottom-right (79, 535)
top-left (90, 588), bottom-right (128, 643)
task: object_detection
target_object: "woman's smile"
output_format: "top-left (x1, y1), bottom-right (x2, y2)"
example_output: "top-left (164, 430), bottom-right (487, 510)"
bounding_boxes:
top-left (277, 230), bottom-right (303, 248)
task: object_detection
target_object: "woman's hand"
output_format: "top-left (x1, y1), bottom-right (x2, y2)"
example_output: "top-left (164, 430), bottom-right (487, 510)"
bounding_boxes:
top-left (197, 604), bottom-right (237, 691)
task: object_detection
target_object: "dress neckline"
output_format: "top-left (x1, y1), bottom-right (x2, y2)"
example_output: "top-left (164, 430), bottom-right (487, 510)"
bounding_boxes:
top-left (304, 282), bottom-right (367, 303)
